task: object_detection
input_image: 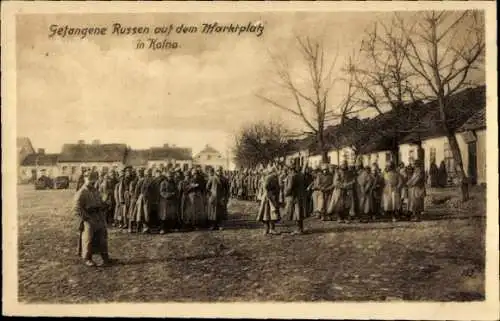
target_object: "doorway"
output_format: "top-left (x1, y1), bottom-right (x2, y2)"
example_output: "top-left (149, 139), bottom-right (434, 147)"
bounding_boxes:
top-left (467, 141), bottom-right (478, 185)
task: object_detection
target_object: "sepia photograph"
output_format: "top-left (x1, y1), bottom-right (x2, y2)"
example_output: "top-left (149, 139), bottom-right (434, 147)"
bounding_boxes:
top-left (2, 1), bottom-right (498, 319)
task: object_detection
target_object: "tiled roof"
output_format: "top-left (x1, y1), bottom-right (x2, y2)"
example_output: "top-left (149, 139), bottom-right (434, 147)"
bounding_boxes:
top-left (125, 149), bottom-right (150, 166)
top-left (457, 108), bottom-right (486, 132)
top-left (58, 143), bottom-right (128, 162)
top-left (21, 153), bottom-right (59, 166)
top-left (149, 147), bottom-right (193, 161)
top-left (196, 144), bottom-right (220, 156)
top-left (401, 85), bottom-right (486, 143)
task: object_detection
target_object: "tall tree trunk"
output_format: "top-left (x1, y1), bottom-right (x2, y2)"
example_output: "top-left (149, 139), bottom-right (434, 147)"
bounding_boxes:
top-left (318, 132), bottom-right (329, 164)
top-left (439, 97), bottom-right (469, 201)
top-left (447, 133), bottom-right (469, 201)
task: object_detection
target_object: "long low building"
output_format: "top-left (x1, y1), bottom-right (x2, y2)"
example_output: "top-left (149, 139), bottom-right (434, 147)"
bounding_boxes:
top-left (283, 85), bottom-right (487, 186)
top-left (18, 140), bottom-right (195, 183)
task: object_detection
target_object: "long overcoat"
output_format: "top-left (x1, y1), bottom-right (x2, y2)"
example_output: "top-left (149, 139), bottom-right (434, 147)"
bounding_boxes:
top-left (284, 172), bottom-right (306, 221)
top-left (206, 175), bottom-right (230, 222)
top-left (256, 173), bottom-right (281, 222)
top-left (382, 170), bottom-right (403, 212)
top-left (407, 167), bottom-right (426, 213)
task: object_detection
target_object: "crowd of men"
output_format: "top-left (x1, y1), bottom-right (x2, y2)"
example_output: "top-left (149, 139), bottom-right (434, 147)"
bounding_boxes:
top-left (72, 165), bottom-right (230, 267)
top-left (72, 160), bottom-right (425, 267)
top-left (228, 159), bottom-right (426, 234)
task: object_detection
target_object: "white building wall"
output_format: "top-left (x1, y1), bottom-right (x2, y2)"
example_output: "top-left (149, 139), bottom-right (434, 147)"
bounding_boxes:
top-left (475, 129), bottom-right (486, 184)
top-left (57, 162), bottom-right (123, 181)
top-left (19, 165), bottom-right (59, 182)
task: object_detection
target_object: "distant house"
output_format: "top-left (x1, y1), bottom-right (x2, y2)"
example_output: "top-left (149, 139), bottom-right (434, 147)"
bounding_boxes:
top-left (17, 137), bottom-right (35, 165)
top-left (145, 144), bottom-right (193, 171)
top-left (57, 140), bottom-right (128, 181)
top-left (19, 149), bottom-right (59, 183)
top-left (193, 144), bottom-right (228, 171)
top-left (17, 137), bottom-right (36, 183)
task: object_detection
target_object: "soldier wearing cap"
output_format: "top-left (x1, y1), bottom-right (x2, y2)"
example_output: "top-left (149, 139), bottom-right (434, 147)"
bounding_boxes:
top-left (72, 171), bottom-right (116, 267)
top-left (206, 166), bottom-right (230, 230)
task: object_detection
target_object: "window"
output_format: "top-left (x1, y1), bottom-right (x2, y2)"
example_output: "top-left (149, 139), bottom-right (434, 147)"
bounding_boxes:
top-left (398, 151), bottom-right (402, 164)
top-left (207, 155), bottom-right (212, 160)
top-left (102, 166), bottom-right (109, 173)
top-left (327, 156), bottom-right (331, 164)
top-left (71, 166), bottom-right (77, 174)
top-left (430, 147), bottom-right (437, 164)
top-left (385, 152), bottom-right (391, 163)
top-left (183, 163), bottom-right (189, 171)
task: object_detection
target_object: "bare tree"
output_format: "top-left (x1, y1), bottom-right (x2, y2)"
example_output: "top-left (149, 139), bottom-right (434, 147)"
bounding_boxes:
top-left (232, 120), bottom-right (293, 169)
top-left (257, 36), bottom-right (340, 163)
top-left (397, 10), bottom-right (485, 200)
top-left (347, 17), bottom-right (422, 165)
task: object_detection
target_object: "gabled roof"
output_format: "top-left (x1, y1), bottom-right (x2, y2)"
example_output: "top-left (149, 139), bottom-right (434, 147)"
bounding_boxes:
top-left (21, 153), bottom-right (59, 166)
top-left (58, 143), bottom-right (128, 163)
top-left (149, 146), bottom-right (193, 161)
top-left (196, 144), bottom-right (221, 157)
top-left (125, 149), bottom-right (150, 166)
top-left (401, 85), bottom-right (486, 143)
top-left (457, 108), bottom-right (486, 132)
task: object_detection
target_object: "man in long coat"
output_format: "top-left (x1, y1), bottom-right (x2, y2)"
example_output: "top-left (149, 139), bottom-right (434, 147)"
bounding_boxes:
top-left (256, 166), bottom-right (281, 235)
top-left (127, 169), bottom-right (140, 233)
top-left (135, 168), bottom-right (151, 233)
top-left (371, 163), bottom-right (384, 220)
top-left (356, 166), bottom-right (375, 222)
top-left (407, 159), bottom-right (426, 221)
top-left (382, 162), bottom-right (404, 222)
top-left (206, 166), bottom-right (230, 230)
top-left (284, 165), bottom-right (306, 234)
top-left (184, 168), bottom-right (207, 228)
top-left (98, 171), bottom-right (115, 225)
top-left (158, 171), bottom-right (179, 234)
top-left (73, 171), bottom-right (116, 267)
top-left (310, 164), bottom-right (333, 220)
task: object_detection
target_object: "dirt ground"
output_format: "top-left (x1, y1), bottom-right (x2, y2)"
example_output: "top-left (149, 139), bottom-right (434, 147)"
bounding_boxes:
top-left (17, 184), bottom-right (485, 303)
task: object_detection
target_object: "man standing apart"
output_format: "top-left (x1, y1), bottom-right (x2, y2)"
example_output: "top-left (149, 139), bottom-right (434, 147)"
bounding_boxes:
top-left (73, 171), bottom-right (116, 267)
top-left (284, 165), bottom-right (306, 235)
top-left (206, 166), bottom-right (230, 230)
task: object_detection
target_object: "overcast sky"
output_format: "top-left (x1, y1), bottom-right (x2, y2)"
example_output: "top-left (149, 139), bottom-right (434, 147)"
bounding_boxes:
top-left (16, 11), bottom-right (483, 155)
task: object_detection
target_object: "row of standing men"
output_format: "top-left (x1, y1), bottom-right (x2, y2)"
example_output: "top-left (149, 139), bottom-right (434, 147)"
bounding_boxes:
top-left (228, 160), bottom-right (426, 235)
top-left (77, 165), bottom-right (231, 234)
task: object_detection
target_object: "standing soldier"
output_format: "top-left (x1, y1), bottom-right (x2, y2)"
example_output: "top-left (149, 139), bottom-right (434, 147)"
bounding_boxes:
top-left (73, 171), bottom-right (116, 267)
top-left (407, 159), bottom-right (426, 221)
top-left (382, 162), bottom-right (404, 222)
top-left (357, 166), bottom-right (375, 223)
top-left (284, 165), bottom-right (306, 235)
top-left (256, 166), bottom-right (281, 235)
top-left (327, 163), bottom-right (346, 222)
top-left (179, 170), bottom-right (193, 230)
top-left (158, 171), bottom-right (179, 234)
top-left (98, 171), bottom-right (115, 225)
top-left (371, 163), bottom-right (384, 221)
top-left (206, 166), bottom-right (230, 230)
top-left (76, 168), bottom-right (87, 191)
top-left (127, 169), bottom-right (140, 233)
top-left (135, 168), bottom-right (151, 233)
top-left (116, 167), bottom-right (132, 229)
top-left (311, 164), bottom-right (333, 221)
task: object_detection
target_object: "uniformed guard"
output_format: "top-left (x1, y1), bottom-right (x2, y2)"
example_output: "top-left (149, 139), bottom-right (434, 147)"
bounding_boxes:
top-left (73, 171), bottom-right (116, 267)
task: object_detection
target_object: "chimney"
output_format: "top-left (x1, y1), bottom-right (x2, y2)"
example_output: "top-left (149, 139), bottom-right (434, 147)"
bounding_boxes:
top-left (163, 143), bottom-right (169, 148)
top-left (78, 140), bottom-right (85, 145)
top-left (37, 148), bottom-right (45, 155)
top-left (92, 139), bottom-right (101, 145)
